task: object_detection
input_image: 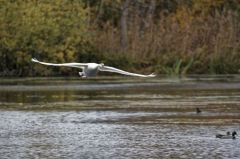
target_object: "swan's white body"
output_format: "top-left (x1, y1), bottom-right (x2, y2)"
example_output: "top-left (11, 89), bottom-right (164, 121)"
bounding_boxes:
top-left (31, 58), bottom-right (156, 78)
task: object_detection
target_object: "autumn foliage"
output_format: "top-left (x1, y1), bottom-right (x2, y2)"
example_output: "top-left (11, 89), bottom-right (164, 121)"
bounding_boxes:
top-left (1, 0), bottom-right (240, 76)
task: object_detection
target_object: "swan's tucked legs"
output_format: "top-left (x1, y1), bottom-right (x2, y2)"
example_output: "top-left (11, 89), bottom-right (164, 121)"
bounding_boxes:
top-left (78, 72), bottom-right (86, 78)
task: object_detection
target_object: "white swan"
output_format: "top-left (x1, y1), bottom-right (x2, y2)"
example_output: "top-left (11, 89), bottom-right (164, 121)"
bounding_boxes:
top-left (31, 58), bottom-right (156, 78)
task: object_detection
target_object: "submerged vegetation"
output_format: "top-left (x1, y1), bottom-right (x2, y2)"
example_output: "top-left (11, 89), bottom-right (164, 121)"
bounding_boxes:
top-left (1, 0), bottom-right (240, 76)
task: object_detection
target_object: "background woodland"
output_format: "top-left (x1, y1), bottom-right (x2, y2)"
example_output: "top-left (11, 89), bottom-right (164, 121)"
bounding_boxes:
top-left (1, 0), bottom-right (240, 76)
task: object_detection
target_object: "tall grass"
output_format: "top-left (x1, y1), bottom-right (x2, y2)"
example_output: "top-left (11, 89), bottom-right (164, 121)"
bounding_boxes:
top-left (93, 9), bottom-right (240, 75)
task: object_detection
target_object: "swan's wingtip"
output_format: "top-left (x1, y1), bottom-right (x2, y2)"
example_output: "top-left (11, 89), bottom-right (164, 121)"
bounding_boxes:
top-left (31, 58), bottom-right (39, 63)
top-left (149, 73), bottom-right (157, 77)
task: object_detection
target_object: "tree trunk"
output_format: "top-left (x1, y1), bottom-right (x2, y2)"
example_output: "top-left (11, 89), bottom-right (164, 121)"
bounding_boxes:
top-left (120, 0), bottom-right (130, 52)
top-left (139, 0), bottom-right (156, 38)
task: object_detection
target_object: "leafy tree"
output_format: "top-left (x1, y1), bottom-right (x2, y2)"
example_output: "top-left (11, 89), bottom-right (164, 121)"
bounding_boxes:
top-left (0, 0), bottom-right (89, 76)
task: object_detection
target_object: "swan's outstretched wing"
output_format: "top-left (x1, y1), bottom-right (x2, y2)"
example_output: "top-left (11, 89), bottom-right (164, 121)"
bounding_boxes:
top-left (99, 65), bottom-right (156, 77)
top-left (31, 58), bottom-right (88, 69)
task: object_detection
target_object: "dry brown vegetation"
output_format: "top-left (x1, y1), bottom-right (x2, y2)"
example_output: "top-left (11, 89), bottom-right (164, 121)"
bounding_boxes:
top-left (94, 4), bottom-right (240, 75)
top-left (1, 0), bottom-right (240, 76)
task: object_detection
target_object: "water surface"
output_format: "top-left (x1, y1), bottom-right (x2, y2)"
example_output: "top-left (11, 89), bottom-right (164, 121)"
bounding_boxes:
top-left (0, 76), bottom-right (240, 158)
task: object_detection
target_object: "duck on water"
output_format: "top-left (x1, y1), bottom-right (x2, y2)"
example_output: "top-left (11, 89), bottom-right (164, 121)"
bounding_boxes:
top-left (216, 131), bottom-right (237, 139)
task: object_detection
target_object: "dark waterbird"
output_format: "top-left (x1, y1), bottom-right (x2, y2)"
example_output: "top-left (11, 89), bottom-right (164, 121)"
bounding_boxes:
top-left (196, 107), bottom-right (202, 114)
top-left (216, 131), bottom-right (237, 139)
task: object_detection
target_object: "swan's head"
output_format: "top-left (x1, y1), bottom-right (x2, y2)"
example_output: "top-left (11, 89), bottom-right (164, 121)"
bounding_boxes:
top-left (99, 63), bottom-right (104, 68)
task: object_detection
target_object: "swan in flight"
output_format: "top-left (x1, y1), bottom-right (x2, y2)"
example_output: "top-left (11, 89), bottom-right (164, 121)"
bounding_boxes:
top-left (31, 58), bottom-right (156, 78)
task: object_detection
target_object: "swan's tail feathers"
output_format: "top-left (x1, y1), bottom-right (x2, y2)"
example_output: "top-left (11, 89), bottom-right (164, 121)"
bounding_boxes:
top-left (31, 58), bottom-right (39, 63)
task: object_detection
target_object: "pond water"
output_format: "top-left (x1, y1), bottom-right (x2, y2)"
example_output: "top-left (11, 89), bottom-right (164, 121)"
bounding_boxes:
top-left (0, 76), bottom-right (240, 158)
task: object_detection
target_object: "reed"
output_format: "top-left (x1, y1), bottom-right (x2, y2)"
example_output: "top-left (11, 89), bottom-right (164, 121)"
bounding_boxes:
top-left (1, 1), bottom-right (240, 76)
top-left (93, 9), bottom-right (240, 75)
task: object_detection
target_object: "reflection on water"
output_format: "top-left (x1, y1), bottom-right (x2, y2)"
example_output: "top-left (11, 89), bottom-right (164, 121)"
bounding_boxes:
top-left (0, 76), bottom-right (240, 158)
